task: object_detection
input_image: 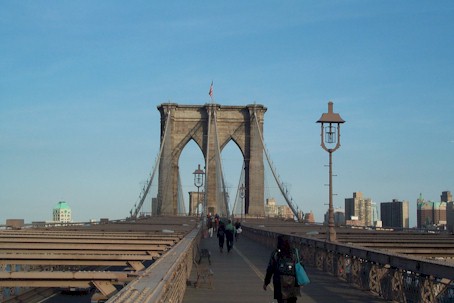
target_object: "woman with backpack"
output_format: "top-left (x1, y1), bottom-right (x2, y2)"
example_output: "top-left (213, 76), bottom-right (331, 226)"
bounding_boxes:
top-left (263, 235), bottom-right (301, 303)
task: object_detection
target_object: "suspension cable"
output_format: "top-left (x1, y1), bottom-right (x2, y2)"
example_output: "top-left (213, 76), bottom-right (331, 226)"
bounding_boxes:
top-left (213, 109), bottom-right (230, 217)
top-left (252, 109), bottom-right (299, 219)
top-left (131, 109), bottom-right (171, 218)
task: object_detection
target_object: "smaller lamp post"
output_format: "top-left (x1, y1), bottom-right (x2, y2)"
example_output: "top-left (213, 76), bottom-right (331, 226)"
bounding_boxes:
top-left (193, 164), bottom-right (205, 218)
top-left (239, 184), bottom-right (245, 222)
top-left (316, 101), bottom-right (345, 242)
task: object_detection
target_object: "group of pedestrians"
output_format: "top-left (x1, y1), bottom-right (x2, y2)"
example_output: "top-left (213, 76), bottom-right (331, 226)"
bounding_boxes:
top-left (216, 219), bottom-right (236, 253)
top-left (208, 218), bottom-right (242, 253)
top-left (205, 216), bottom-right (304, 302)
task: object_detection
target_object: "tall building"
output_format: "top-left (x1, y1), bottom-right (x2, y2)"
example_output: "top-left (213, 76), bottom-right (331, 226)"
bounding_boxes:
top-left (380, 199), bottom-right (409, 228)
top-left (417, 193), bottom-right (448, 228)
top-left (417, 193), bottom-right (432, 227)
top-left (265, 198), bottom-right (278, 218)
top-left (345, 192), bottom-right (373, 226)
top-left (324, 208), bottom-right (345, 226)
top-left (444, 191), bottom-right (454, 232)
top-left (371, 202), bottom-right (379, 225)
top-left (441, 191), bottom-right (452, 203)
top-left (264, 198), bottom-right (293, 220)
top-left (447, 202), bottom-right (454, 233)
top-left (53, 201), bottom-right (71, 223)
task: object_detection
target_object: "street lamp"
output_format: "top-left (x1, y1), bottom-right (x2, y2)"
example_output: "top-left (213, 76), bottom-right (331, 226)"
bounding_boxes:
top-left (239, 184), bottom-right (245, 222)
top-left (193, 164), bottom-right (205, 218)
top-left (317, 101), bottom-right (345, 242)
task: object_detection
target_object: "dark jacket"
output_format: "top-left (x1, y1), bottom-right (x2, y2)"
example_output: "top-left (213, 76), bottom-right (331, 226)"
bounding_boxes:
top-left (264, 248), bottom-right (301, 300)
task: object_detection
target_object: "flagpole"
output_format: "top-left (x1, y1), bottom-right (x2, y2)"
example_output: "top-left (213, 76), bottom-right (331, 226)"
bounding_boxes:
top-left (208, 81), bottom-right (214, 103)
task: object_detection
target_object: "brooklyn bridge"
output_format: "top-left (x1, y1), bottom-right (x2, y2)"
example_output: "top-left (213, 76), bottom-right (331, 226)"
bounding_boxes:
top-left (1, 103), bottom-right (453, 303)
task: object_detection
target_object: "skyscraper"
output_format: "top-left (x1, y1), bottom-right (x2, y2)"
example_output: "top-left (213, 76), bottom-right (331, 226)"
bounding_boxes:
top-left (380, 199), bottom-right (409, 229)
top-left (417, 193), bottom-right (448, 228)
top-left (441, 191), bottom-right (452, 203)
top-left (345, 192), bottom-right (373, 226)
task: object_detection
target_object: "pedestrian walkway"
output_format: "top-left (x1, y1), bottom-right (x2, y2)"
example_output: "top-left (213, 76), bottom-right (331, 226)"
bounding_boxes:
top-left (183, 232), bottom-right (387, 303)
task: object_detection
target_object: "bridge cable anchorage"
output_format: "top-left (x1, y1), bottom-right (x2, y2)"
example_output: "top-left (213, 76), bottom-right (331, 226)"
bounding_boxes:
top-left (131, 109), bottom-right (171, 219)
top-left (252, 110), bottom-right (300, 220)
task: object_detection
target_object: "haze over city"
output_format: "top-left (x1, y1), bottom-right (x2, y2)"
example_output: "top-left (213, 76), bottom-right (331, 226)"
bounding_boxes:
top-left (1, 2), bottom-right (453, 227)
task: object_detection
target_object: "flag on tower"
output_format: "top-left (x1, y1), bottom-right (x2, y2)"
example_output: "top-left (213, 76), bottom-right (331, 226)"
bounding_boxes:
top-left (208, 81), bottom-right (213, 98)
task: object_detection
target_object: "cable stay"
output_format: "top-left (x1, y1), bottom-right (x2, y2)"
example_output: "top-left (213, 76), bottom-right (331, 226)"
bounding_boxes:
top-left (130, 109), bottom-right (171, 219)
top-left (231, 162), bottom-right (246, 216)
top-left (177, 170), bottom-right (186, 215)
top-left (252, 110), bottom-right (301, 220)
top-left (213, 109), bottom-right (230, 217)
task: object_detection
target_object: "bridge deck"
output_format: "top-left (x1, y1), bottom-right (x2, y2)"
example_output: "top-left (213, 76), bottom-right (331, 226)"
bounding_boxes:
top-left (183, 233), bottom-right (387, 303)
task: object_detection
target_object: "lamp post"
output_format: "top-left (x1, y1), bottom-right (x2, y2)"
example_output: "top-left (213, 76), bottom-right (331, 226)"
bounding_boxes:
top-left (193, 164), bottom-right (205, 218)
top-left (239, 184), bottom-right (245, 222)
top-left (317, 101), bottom-right (345, 242)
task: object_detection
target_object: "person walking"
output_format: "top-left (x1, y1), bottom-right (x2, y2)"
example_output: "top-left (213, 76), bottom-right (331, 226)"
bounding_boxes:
top-left (217, 221), bottom-right (226, 253)
top-left (234, 219), bottom-right (242, 242)
top-left (224, 219), bottom-right (236, 253)
top-left (263, 235), bottom-right (301, 303)
top-left (207, 215), bottom-right (214, 237)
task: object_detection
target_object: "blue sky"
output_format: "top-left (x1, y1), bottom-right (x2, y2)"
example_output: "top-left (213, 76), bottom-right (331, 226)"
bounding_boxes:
top-left (1, 1), bottom-right (453, 227)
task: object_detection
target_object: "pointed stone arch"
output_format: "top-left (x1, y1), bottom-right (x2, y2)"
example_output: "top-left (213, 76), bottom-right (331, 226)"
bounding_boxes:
top-left (157, 103), bottom-right (267, 217)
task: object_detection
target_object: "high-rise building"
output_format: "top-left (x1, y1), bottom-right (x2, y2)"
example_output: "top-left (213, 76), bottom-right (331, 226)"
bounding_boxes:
top-left (441, 191), bottom-right (452, 203)
top-left (417, 193), bottom-right (448, 228)
top-left (444, 190), bottom-right (454, 232)
top-left (380, 199), bottom-right (409, 228)
top-left (417, 193), bottom-right (432, 227)
top-left (447, 202), bottom-right (454, 233)
top-left (324, 208), bottom-right (345, 226)
top-left (53, 201), bottom-right (71, 223)
top-left (371, 201), bottom-right (379, 225)
top-left (345, 192), bottom-right (373, 226)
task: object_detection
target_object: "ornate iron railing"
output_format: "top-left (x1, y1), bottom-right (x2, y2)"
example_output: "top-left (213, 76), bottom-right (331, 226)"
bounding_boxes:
top-left (243, 226), bottom-right (454, 303)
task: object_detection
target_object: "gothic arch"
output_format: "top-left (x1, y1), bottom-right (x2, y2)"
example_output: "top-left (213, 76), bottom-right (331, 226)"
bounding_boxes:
top-left (157, 103), bottom-right (266, 216)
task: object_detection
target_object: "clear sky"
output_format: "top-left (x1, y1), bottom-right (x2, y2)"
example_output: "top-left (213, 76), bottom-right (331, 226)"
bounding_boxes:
top-left (1, 1), bottom-right (453, 227)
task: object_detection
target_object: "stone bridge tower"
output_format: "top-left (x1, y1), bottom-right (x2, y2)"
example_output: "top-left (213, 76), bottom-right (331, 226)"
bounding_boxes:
top-left (157, 103), bottom-right (266, 217)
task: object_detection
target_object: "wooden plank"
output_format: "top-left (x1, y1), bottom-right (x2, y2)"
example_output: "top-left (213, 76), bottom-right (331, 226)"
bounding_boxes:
top-left (0, 243), bottom-right (171, 250)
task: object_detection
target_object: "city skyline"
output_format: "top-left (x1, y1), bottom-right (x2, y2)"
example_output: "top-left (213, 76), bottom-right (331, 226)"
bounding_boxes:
top-left (1, 2), bottom-right (453, 227)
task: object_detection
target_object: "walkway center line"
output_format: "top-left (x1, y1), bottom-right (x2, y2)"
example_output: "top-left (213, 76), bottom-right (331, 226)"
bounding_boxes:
top-left (233, 245), bottom-right (274, 292)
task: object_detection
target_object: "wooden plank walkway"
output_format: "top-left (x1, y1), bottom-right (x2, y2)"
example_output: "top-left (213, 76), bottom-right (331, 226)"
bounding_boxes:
top-left (183, 233), bottom-right (387, 303)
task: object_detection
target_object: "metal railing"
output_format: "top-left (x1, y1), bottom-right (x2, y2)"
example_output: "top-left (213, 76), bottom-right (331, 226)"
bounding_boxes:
top-left (107, 224), bottom-right (201, 303)
top-left (243, 226), bottom-right (454, 303)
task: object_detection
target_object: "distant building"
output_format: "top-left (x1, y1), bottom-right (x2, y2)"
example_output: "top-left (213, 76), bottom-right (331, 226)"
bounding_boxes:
top-left (265, 198), bottom-right (278, 217)
top-left (417, 193), bottom-right (447, 229)
top-left (380, 199), bottom-right (409, 229)
top-left (304, 211), bottom-right (315, 223)
top-left (188, 191), bottom-right (205, 216)
top-left (441, 191), bottom-right (452, 203)
top-left (447, 202), bottom-right (454, 233)
top-left (443, 191), bottom-right (454, 232)
top-left (53, 201), bottom-right (72, 223)
top-left (323, 208), bottom-right (345, 226)
top-left (345, 192), bottom-right (373, 226)
top-left (371, 202), bottom-right (379, 225)
top-left (417, 193), bottom-right (432, 227)
top-left (265, 198), bottom-right (294, 220)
